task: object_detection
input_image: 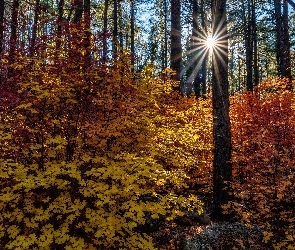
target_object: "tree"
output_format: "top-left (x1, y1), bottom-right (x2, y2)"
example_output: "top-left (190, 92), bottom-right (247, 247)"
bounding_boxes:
top-left (56, 0), bottom-right (65, 52)
top-left (30, 0), bottom-right (41, 56)
top-left (9, 0), bottom-right (19, 64)
top-left (130, 0), bottom-right (135, 71)
top-left (113, 0), bottom-right (118, 55)
top-left (170, 0), bottom-right (182, 81)
top-left (191, 0), bottom-right (208, 97)
top-left (102, 0), bottom-right (109, 62)
top-left (274, 0), bottom-right (292, 84)
top-left (73, 0), bottom-right (83, 23)
top-left (0, 0), bottom-right (4, 55)
top-left (211, 0), bottom-right (232, 221)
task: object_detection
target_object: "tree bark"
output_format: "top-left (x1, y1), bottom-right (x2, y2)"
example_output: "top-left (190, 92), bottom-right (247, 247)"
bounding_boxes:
top-left (130, 0), bottom-right (135, 71)
top-left (0, 0), bottom-right (5, 55)
top-left (84, 0), bottom-right (91, 70)
top-left (102, 0), bottom-right (109, 62)
top-left (252, 0), bottom-right (259, 87)
top-left (73, 0), bottom-right (83, 23)
top-left (245, 0), bottom-right (253, 91)
top-left (30, 0), bottom-right (41, 56)
top-left (56, 0), bottom-right (64, 52)
top-left (274, 0), bottom-right (292, 83)
top-left (211, 0), bottom-right (232, 221)
top-left (192, 0), bottom-right (201, 97)
top-left (113, 0), bottom-right (118, 56)
top-left (170, 0), bottom-right (182, 81)
top-left (9, 0), bottom-right (19, 64)
top-left (200, 0), bottom-right (208, 96)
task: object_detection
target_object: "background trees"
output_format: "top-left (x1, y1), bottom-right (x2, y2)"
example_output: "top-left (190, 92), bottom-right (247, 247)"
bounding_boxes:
top-left (0, 0), bottom-right (295, 249)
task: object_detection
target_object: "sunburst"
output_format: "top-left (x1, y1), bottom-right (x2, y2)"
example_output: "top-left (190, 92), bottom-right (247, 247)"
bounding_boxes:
top-left (181, 17), bottom-right (228, 89)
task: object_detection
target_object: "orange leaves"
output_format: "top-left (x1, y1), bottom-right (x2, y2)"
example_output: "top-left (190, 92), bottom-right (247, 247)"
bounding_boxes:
top-left (230, 78), bottom-right (295, 248)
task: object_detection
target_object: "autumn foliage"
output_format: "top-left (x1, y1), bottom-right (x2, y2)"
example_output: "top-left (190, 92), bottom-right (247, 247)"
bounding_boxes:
top-left (0, 23), bottom-right (207, 249)
top-left (1, 15), bottom-right (295, 249)
top-left (227, 78), bottom-right (295, 249)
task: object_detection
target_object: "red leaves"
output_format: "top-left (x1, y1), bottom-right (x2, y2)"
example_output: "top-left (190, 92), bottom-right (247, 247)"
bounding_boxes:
top-left (230, 78), bottom-right (295, 247)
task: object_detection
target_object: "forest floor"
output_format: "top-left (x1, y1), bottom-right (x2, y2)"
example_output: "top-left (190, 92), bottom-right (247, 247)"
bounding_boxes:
top-left (151, 220), bottom-right (270, 250)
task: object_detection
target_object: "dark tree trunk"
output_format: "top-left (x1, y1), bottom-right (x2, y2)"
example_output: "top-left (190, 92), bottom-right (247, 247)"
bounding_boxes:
top-left (130, 0), bottom-right (135, 71)
top-left (56, 0), bottom-right (64, 51)
top-left (84, 0), bottom-right (91, 71)
top-left (30, 0), bottom-right (40, 56)
top-left (192, 0), bottom-right (201, 97)
top-left (73, 0), bottom-right (83, 23)
top-left (200, 0), bottom-right (208, 96)
top-left (0, 0), bottom-right (5, 55)
top-left (113, 0), bottom-right (118, 56)
top-left (211, 0), bottom-right (232, 221)
top-left (170, 0), bottom-right (182, 81)
top-left (274, 0), bottom-right (292, 84)
top-left (9, 0), bottom-right (19, 64)
top-left (118, 1), bottom-right (124, 50)
top-left (252, 0), bottom-right (259, 87)
top-left (103, 0), bottom-right (109, 62)
top-left (163, 0), bottom-right (168, 70)
top-left (245, 0), bottom-right (253, 91)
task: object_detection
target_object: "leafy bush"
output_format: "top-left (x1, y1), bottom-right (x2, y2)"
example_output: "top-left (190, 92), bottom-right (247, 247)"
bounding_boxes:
top-left (0, 28), bottom-right (204, 249)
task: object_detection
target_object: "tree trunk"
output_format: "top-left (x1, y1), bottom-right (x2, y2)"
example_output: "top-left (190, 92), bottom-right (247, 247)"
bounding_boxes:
top-left (0, 0), bottom-right (5, 55)
top-left (211, 0), bottom-right (232, 221)
top-left (170, 0), bottom-right (182, 81)
top-left (130, 0), bottom-right (135, 71)
top-left (200, 0), bottom-right (208, 96)
top-left (30, 0), bottom-right (41, 56)
top-left (274, 0), bottom-right (292, 84)
top-left (164, 0), bottom-right (168, 70)
top-left (252, 0), bottom-right (259, 87)
top-left (245, 0), bottom-right (253, 91)
top-left (102, 0), bottom-right (109, 62)
top-left (9, 0), bottom-right (19, 64)
top-left (118, 1), bottom-right (124, 50)
top-left (56, 0), bottom-right (64, 53)
top-left (113, 0), bottom-right (118, 56)
top-left (84, 0), bottom-right (91, 70)
top-left (73, 0), bottom-right (83, 23)
top-left (192, 0), bottom-right (201, 97)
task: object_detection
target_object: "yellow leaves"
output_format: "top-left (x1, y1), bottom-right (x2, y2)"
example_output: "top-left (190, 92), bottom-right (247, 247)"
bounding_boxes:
top-left (7, 225), bottom-right (20, 239)
top-left (263, 231), bottom-right (274, 243)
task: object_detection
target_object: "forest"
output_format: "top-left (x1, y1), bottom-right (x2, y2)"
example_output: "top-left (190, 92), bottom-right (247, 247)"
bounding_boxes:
top-left (0, 0), bottom-right (294, 249)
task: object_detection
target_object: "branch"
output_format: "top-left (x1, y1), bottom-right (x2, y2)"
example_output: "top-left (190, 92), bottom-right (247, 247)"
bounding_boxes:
top-left (286, 0), bottom-right (295, 9)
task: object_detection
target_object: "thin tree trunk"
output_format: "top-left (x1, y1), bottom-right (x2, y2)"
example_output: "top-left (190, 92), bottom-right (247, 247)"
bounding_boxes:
top-left (200, 0), bottom-right (208, 96)
top-left (56, 0), bottom-right (64, 52)
top-left (103, 0), bottom-right (109, 62)
top-left (113, 0), bottom-right (118, 56)
top-left (73, 0), bottom-right (83, 23)
top-left (245, 0), bottom-right (253, 91)
top-left (84, 0), bottom-right (91, 71)
top-left (9, 0), bottom-right (19, 64)
top-left (211, 0), bottom-right (232, 221)
top-left (170, 0), bottom-right (182, 81)
top-left (164, 0), bottom-right (168, 69)
top-left (130, 0), bottom-right (135, 71)
top-left (118, 1), bottom-right (123, 50)
top-left (274, 0), bottom-right (292, 84)
top-left (30, 0), bottom-right (40, 56)
top-left (282, 0), bottom-right (292, 80)
top-left (192, 0), bottom-right (201, 97)
top-left (252, 0), bottom-right (259, 87)
top-left (0, 0), bottom-right (5, 55)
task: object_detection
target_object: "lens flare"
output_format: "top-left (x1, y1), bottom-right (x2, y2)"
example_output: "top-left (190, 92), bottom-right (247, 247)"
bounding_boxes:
top-left (206, 37), bottom-right (216, 49)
